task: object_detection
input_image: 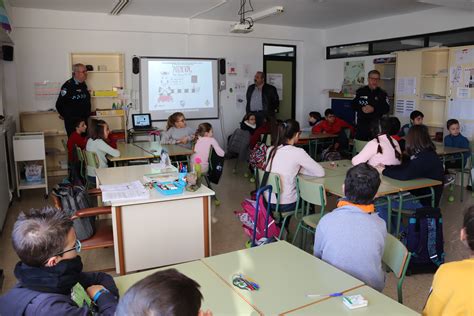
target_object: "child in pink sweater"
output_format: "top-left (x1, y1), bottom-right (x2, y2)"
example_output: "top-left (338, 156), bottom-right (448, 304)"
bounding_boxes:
top-left (352, 117), bottom-right (402, 168)
top-left (191, 123), bottom-right (225, 173)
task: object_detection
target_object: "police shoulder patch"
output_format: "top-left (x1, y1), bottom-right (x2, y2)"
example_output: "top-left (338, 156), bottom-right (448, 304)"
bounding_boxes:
top-left (60, 89), bottom-right (67, 96)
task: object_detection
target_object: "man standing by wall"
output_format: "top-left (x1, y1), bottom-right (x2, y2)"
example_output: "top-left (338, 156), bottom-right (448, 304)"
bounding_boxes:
top-left (246, 71), bottom-right (279, 127)
top-left (56, 63), bottom-right (91, 136)
top-left (352, 70), bottom-right (389, 141)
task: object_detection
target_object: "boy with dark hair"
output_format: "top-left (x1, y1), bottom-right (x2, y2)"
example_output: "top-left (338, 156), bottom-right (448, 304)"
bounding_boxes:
top-left (116, 268), bottom-right (211, 316)
top-left (67, 117), bottom-right (88, 163)
top-left (0, 207), bottom-right (119, 315)
top-left (444, 118), bottom-right (471, 186)
top-left (399, 110), bottom-right (424, 137)
top-left (312, 108), bottom-right (354, 150)
top-left (314, 163), bottom-right (387, 291)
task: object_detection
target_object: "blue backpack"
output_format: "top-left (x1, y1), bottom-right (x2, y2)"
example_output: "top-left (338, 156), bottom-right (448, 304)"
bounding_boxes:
top-left (404, 206), bottom-right (445, 274)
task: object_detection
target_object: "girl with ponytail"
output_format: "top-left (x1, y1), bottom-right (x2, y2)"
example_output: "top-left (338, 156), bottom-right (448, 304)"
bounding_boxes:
top-left (264, 119), bottom-right (325, 213)
top-left (352, 117), bottom-right (402, 168)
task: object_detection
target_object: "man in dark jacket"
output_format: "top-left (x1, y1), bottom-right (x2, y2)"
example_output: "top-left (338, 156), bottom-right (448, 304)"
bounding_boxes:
top-left (246, 71), bottom-right (279, 127)
top-left (0, 207), bottom-right (118, 315)
top-left (352, 70), bottom-right (390, 141)
top-left (56, 63), bottom-right (91, 136)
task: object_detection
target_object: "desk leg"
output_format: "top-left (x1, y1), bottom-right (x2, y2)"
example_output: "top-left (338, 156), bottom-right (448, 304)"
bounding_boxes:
top-left (115, 206), bottom-right (126, 275)
top-left (203, 197), bottom-right (210, 257)
top-left (396, 194), bottom-right (404, 237)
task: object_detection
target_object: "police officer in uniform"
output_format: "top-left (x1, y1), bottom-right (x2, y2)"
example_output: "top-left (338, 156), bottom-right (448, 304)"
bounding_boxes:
top-left (352, 69), bottom-right (390, 141)
top-left (56, 63), bottom-right (91, 136)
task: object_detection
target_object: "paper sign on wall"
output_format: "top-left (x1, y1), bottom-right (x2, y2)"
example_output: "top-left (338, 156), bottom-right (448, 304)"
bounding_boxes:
top-left (450, 66), bottom-right (462, 86)
top-left (267, 73), bottom-right (283, 100)
top-left (455, 48), bottom-right (474, 65)
top-left (457, 87), bottom-right (471, 99)
top-left (396, 77), bottom-right (416, 96)
top-left (395, 99), bottom-right (416, 117)
top-left (448, 99), bottom-right (474, 120)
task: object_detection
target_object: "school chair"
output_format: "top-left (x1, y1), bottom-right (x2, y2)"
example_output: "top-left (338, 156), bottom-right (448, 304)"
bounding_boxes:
top-left (256, 168), bottom-right (298, 240)
top-left (74, 145), bottom-right (86, 185)
top-left (202, 147), bottom-right (224, 206)
top-left (51, 188), bottom-right (114, 254)
top-left (292, 176), bottom-right (326, 250)
top-left (446, 151), bottom-right (473, 203)
top-left (382, 234), bottom-right (411, 304)
top-left (352, 139), bottom-right (368, 156)
top-left (84, 151), bottom-right (100, 189)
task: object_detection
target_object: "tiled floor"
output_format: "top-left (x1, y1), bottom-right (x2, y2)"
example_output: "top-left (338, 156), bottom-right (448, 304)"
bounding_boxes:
top-left (0, 161), bottom-right (472, 313)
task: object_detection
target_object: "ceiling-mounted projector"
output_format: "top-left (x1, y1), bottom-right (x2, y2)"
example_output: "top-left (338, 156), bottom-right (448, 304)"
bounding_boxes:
top-left (230, 22), bottom-right (254, 33)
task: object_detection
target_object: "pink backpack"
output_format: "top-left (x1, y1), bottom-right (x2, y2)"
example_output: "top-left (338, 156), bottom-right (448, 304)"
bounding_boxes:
top-left (235, 185), bottom-right (280, 246)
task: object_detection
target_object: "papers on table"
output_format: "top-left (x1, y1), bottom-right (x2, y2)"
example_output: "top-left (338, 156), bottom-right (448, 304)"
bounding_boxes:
top-left (100, 180), bottom-right (149, 203)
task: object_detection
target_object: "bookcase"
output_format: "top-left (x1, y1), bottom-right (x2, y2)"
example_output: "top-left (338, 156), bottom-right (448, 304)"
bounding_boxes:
top-left (374, 58), bottom-right (396, 115)
top-left (19, 111), bottom-right (67, 177)
top-left (70, 53), bottom-right (127, 139)
top-left (395, 48), bottom-right (449, 136)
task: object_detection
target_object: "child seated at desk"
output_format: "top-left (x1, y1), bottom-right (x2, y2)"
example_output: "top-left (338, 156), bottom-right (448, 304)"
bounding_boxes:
top-left (301, 111), bottom-right (323, 132)
top-left (116, 268), bottom-right (211, 316)
top-left (86, 119), bottom-right (120, 183)
top-left (161, 112), bottom-right (195, 148)
top-left (379, 125), bottom-right (444, 232)
top-left (422, 206), bottom-right (474, 316)
top-left (312, 109), bottom-right (353, 151)
top-left (240, 112), bottom-right (257, 135)
top-left (264, 119), bottom-right (325, 227)
top-left (352, 117), bottom-right (402, 168)
top-left (0, 207), bottom-right (119, 315)
top-left (192, 123), bottom-right (225, 174)
top-left (444, 118), bottom-right (471, 172)
top-left (399, 110), bottom-right (424, 137)
top-left (314, 163), bottom-right (387, 291)
top-left (67, 117), bottom-right (88, 162)
top-left (67, 117), bottom-right (88, 183)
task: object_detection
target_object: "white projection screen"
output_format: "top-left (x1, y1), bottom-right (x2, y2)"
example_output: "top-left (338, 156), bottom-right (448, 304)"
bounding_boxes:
top-left (140, 57), bottom-right (219, 121)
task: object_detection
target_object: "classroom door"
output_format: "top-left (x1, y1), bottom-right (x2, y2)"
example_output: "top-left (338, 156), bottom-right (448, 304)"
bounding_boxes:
top-left (264, 44), bottom-right (296, 120)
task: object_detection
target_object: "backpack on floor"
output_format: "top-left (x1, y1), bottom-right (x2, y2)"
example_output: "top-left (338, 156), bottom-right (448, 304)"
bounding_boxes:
top-left (235, 185), bottom-right (280, 247)
top-left (52, 184), bottom-right (96, 241)
top-left (208, 147), bottom-right (225, 184)
top-left (321, 146), bottom-right (342, 161)
top-left (403, 206), bottom-right (445, 274)
top-left (249, 134), bottom-right (269, 170)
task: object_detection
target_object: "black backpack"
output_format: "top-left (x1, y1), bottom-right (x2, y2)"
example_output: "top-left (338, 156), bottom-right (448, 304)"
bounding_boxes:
top-left (52, 184), bottom-right (96, 241)
top-left (207, 147), bottom-right (225, 184)
top-left (404, 206), bottom-right (445, 274)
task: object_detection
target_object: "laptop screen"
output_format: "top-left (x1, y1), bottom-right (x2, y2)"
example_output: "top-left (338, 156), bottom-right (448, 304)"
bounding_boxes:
top-left (132, 114), bottom-right (152, 129)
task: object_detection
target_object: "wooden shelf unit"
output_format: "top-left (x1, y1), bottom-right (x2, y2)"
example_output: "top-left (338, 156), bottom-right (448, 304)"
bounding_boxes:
top-left (70, 52), bottom-right (127, 141)
top-left (374, 59), bottom-right (396, 115)
top-left (70, 53), bottom-right (125, 111)
top-left (19, 111), bottom-right (69, 177)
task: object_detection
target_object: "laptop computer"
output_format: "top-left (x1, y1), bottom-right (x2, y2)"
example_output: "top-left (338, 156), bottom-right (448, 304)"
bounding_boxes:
top-left (132, 113), bottom-right (153, 130)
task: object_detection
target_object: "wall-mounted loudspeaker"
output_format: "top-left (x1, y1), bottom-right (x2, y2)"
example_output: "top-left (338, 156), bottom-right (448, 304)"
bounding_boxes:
top-left (218, 58), bottom-right (226, 91)
top-left (132, 56), bottom-right (140, 74)
top-left (2, 45), bottom-right (13, 61)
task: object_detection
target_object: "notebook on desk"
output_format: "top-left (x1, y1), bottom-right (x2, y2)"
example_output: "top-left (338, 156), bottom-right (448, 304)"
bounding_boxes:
top-left (132, 113), bottom-right (153, 130)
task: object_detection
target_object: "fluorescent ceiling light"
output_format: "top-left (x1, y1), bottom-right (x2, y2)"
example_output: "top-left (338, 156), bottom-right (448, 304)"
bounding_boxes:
top-left (248, 6), bottom-right (284, 22)
top-left (110, 0), bottom-right (130, 15)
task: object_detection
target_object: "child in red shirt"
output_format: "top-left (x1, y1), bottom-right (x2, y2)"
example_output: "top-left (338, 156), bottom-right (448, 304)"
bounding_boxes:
top-left (312, 109), bottom-right (354, 150)
top-left (67, 118), bottom-right (88, 162)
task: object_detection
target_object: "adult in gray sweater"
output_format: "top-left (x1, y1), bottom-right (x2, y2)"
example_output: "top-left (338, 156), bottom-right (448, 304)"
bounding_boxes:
top-left (314, 163), bottom-right (387, 291)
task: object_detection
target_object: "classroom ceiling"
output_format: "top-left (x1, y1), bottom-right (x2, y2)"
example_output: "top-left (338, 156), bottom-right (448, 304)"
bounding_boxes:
top-left (7, 0), bottom-right (441, 29)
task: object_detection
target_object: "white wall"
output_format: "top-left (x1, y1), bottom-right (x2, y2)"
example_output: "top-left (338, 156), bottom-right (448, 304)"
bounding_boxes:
top-left (325, 7), bottom-right (474, 45)
top-left (10, 7), bottom-right (324, 144)
top-left (320, 6), bottom-right (474, 110)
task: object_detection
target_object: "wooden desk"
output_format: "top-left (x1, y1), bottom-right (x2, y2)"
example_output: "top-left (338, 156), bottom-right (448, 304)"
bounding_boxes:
top-left (202, 241), bottom-right (364, 315)
top-left (302, 174), bottom-right (400, 198)
top-left (114, 260), bottom-right (259, 315)
top-left (283, 285), bottom-right (418, 315)
top-left (134, 142), bottom-right (194, 157)
top-left (108, 142), bottom-right (155, 166)
top-left (435, 143), bottom-right (470, 201)
top-left (96, 164), bottom-right (214, 275)
top-left (298, 132), bottom-right (338, 159)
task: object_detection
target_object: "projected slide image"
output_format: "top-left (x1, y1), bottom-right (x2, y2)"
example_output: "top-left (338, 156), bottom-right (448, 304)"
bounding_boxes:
top-left (148, 60), bottom-right (214, 111)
